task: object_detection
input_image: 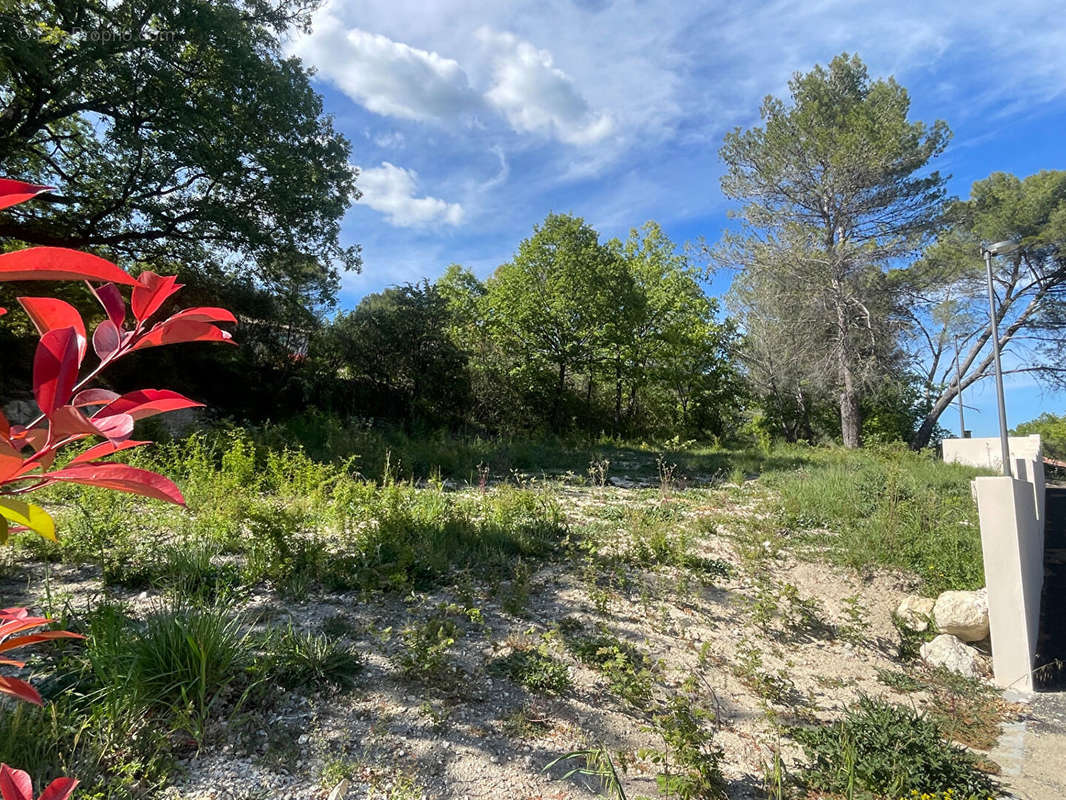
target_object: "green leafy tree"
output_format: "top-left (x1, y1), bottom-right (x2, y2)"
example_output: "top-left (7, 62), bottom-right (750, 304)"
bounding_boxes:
top-left (613, 222), bottom-right (739, 437)
top-left (904, 170), bottom-right (1066, 448)
top-left (0, 0), bottom-right (358, 310)
top-left (1013, 413), bottom-right (1066, 461)
top-left (483, 212), bottom-right (628, 430)
top-left (318, 282), bottom-right (470, 426)
top-left (717, 53), bottom-right (950, 447)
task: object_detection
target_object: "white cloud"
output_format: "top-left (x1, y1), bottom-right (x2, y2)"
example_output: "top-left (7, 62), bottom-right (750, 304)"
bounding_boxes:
top-left (476, 27), bottom-right (614, 145)
top-left (290, 11), bottom-right (479, 122)
top-left (357, 162), bottom-right (464, 227)
top-left (373, 130), bottom-right (407, 149)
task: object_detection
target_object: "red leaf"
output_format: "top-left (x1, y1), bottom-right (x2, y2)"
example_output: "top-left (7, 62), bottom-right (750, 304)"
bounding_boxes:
top-left (0, 677), bottom-right (43, 708)
top-left (38, 778), bottom-right (79, 800)
top-left (0, 441), bottom-right (23, 483)
top-left (0, 410), bottom-right (8, 442)
top-left (0, 631), bottom-right (86, 655)
top-left (159, 307), bottom-right (237, 325)
top-left (131, 272), bottom-right (183, 324)
top-left (0, 248), bottom-right (138, 286)
top-left (89, 282), bottom-right (125, 328)
top-left (94, 389), bottom-right (203, 421)
top-left (33, 328), bottom-right (81, 416)
top-left (71, 389), bottom-right (119, 408)
top-left (92, 320), bottom-right (122, 360)
top-left (0, 617), bottom-right (49, 638)
top-left (0, 179), bottom-right (52, 212)
top-left (41, 462), bottom-right (186, 505)
top-left (131, 320), bottom-right (234, 350)
top-left (68, 439), bottom-right (149, 465)
top-left (49, 406), bottom-right (133, 444)
top-left (17, 298), bottom-right (87, 362)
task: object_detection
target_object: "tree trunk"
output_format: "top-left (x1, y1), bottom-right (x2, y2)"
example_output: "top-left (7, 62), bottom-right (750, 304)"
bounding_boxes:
top-left (835, 297), bottom-right (862, 449)
top-left (553, 361), bottom-right (567, 430)
top-left (839, 369), bottom-right (861, 448)
top-left (911, 390), bottom-right (959, 450)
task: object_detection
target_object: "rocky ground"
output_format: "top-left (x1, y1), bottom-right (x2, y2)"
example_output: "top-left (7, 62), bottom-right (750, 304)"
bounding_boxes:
top-left (4, 477), bottom-right (1055, 799)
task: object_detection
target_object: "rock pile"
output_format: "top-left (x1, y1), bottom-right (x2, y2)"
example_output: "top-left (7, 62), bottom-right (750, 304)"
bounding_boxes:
top-left (895, 588), bottom-right (990, 678)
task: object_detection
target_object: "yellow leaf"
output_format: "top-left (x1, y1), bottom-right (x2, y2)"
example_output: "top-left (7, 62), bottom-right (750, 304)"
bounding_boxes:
top-left (0, 497), bottom-right (56, 542)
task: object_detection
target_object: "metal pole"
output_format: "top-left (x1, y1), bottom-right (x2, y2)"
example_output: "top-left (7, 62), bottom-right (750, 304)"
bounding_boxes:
top-left (984, 249), bottom-right (1012, 477)
top-left (954, 335), bottom-right (965, 437)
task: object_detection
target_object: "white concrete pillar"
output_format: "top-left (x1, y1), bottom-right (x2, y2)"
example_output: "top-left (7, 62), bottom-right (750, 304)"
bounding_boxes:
top-left (974, 476), bottom-right (1044, 691)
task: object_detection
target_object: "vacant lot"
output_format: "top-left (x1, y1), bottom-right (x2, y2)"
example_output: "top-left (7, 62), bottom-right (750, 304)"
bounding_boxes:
top-left (1, 433), bottom-right (1008, 799)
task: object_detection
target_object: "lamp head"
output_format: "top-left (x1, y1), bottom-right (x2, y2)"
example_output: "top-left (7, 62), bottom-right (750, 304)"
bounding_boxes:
top-left (986, 240), bottom-right (1020, 256)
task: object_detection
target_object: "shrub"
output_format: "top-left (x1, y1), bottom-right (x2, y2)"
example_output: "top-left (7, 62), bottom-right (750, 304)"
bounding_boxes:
top-left (792, 695), bottom-right (998, 798)
top-left (490, 648), bottom-right (571, 695)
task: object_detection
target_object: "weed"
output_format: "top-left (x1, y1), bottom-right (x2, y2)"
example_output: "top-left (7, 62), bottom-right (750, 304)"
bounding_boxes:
top-left (839, 594), bottom-right (868, 645)
top-left (657, 455), bottom-right (678, 500)
top-left (395, 610), bottom-right (463, 686)
top-left (490, 647), bottom-right (572, 695)
top-left (563, 630), bottom-right (653, 708)
top-left (726, 640), bottom-right (798, 706)
top-left (641, 695), bottom-right (726, 800)
top-left (588, 457), bottom-right (611, 488)
top-left (792, 695), bottom-right (998, 798)
top-left (501, 559), bottom-right (533, 616)
top-left (893, 612), bottom-right (937, 661)
top-left (501, 705), bottom-right (552, 739)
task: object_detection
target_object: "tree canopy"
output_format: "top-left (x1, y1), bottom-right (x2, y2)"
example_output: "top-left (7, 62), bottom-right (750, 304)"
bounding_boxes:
top-left (719, 53), bottom-right (950, 447)
top-left (0, 0), bottom-right (358, 310)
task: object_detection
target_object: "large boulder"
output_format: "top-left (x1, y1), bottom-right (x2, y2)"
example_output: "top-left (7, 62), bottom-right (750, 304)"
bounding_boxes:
top-left (920, 634), bottom-right (979, 678)
top-left (933, 589), bottom-right (989, 642)
top-left (895, 595), bottom-right (935, 632)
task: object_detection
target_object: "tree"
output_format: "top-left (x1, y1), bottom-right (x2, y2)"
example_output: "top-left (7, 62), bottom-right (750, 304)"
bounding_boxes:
top-left (0, 0), bottom-right (359, 311)
top-left (1013, 413), bottom-right (1066, 461)
top-left (903, 171), bottom-right (1066, 448)
top-left (319, 282), bottom-right (470, 426)
top-left (482, 213), bottom-right (627, 430)
top-left (611, 222), bottom-right (739, 437)
top-left (717, 53), bottom-right (950, 447)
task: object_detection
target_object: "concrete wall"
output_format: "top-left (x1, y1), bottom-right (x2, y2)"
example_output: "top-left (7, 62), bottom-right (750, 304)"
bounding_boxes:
top-left (943, 434), bottom-right (1043, 473)
top-left (972, 449), bottom-right (1046, 691)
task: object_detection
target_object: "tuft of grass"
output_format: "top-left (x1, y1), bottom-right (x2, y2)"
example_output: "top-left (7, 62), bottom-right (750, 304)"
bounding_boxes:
top-left (257, 626), bottom-right (363, 690)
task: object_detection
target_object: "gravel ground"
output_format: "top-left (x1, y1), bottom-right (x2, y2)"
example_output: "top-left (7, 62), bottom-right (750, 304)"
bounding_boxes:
top-left (1, 481), bottom-right (1028, 799)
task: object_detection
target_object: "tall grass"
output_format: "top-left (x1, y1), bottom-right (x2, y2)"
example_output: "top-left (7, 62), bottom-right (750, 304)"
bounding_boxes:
top-left (762, 444), bottom-right (987, 593)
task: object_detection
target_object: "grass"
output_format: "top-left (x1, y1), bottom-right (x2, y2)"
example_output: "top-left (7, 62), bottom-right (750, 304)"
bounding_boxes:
top-left (760, 443), bottom-right (987, 594)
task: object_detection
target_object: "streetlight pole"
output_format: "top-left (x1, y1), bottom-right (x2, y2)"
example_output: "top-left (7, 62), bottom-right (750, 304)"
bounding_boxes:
top-left (954, 334), bottom-right (965, 438)
top-left (982, 240), bottom-right (1019, 477)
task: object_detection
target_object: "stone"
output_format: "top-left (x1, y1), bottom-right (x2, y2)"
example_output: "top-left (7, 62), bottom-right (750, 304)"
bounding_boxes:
top-left (933, 588), bottom-right (989, 642)
top-left (920, 633), bottom-right (979, 678)
top-left (895, 595), bottom-right (935, 631)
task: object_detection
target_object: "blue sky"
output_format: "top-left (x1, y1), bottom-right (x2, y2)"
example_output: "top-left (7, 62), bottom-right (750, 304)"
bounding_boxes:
top-left (288, 0), bottom-right (1066, 437)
